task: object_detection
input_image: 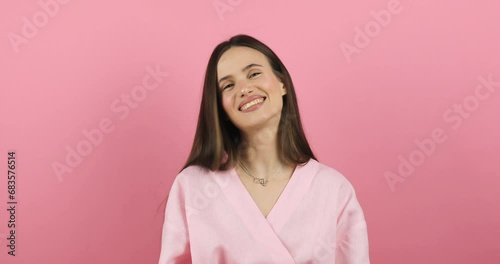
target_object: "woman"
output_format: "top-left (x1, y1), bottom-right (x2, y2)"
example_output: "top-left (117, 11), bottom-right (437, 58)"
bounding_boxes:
top-left (158, 34), bottom-right (370, 263)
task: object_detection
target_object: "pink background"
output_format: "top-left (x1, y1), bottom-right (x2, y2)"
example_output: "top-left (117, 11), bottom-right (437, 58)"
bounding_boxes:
top-left (1, 0), bottom-right (499, 263)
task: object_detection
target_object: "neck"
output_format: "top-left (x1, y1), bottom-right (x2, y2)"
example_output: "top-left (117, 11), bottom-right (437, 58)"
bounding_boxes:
top-left (237, 125), bottom-right (288, 180)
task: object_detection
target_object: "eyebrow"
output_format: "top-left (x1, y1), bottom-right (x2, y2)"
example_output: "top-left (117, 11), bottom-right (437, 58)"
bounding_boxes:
top-left (218, 63), bottom-right (263, 84)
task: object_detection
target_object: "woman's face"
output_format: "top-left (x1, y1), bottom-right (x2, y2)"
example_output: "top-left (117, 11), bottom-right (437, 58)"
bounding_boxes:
top-left (216, 46), bottom-right (286, 132)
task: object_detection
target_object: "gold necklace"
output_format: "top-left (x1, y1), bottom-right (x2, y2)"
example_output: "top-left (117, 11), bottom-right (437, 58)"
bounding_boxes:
top-left (237, 159), bottom-right (284, 187)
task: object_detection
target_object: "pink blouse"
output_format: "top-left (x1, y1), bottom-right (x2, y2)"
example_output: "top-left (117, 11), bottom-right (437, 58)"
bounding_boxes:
top-left (158, 158), bottom-right (370, 263)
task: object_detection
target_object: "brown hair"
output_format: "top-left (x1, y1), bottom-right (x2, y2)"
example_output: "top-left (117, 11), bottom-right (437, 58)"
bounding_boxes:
top-left (181, 34), bottom-right (317, 173)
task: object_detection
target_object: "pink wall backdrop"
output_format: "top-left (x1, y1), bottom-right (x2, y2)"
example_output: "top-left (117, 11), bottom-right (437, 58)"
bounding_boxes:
top-left (1, 0), bottom-right (499, 263)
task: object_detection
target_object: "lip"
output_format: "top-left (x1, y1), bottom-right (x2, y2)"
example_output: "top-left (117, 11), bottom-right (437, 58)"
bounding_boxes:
top-left (238, 95), bottom-right (266, 111)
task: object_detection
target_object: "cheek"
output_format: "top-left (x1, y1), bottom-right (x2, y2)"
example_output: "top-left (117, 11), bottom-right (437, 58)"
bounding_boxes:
top-left (221, 94), bottom-right (234, 114)
top-left (262, 77), bottom-right (281, 95)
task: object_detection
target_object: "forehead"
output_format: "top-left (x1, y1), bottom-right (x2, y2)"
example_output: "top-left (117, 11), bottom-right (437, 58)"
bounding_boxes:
top-left (217, 46), bottom-right (268, 76)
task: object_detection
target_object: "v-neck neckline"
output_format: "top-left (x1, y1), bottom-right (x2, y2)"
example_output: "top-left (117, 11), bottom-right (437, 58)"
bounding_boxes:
top-left (219, 159), bottom-right (317, 263)
top-left (227, 159), bottom-right (317, 233)
top-left (231, 163), bottom-right (299, 220)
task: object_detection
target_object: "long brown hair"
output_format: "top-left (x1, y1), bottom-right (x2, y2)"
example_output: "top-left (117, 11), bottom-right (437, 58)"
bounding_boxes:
top-left (181, 34), bottom-right (317, 173)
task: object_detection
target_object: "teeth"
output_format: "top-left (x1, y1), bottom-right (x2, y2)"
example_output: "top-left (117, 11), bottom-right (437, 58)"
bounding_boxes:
top-left (241, 98), bottom-right (264, 111)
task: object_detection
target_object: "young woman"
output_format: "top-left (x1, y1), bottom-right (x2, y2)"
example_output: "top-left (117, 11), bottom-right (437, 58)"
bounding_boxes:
top-left (158, 34), bottom-right (370, 263)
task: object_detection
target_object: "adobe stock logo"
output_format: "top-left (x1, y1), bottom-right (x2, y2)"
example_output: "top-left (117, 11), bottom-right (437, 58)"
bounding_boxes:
top-left (339, 0), bottom-right (405, 63)
top-left (384, 73), bottom-right (499, 192)
top-left (185, 171), bottom-right (231, 218)
top-left (313, 230), bottom-right (338, 262)
top-left (7, 0), bottom-right (71, 53)
top-left (212, 0), bottom-right (244, 21)
top-left (51, 64), bottom-right (169, 183)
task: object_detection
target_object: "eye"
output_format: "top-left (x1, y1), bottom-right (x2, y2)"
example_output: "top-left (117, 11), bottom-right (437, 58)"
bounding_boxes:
top-left (221, 72), bottom-right (261, 91)
top-left (222, 83), bottom-right (234, 90)
top-left (249, 72), bottom-right (261, 78)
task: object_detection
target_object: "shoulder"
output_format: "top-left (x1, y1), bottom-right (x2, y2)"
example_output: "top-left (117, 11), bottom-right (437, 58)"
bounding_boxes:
top-left (178, 165), bottom-right (211, 178)
top-left (172, 164), bottom-right (228, 187)
top-left (305, 159), bottom-right (356, 192)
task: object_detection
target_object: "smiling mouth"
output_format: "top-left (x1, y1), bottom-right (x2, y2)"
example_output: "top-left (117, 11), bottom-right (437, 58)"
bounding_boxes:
top-left (239, 97), bottom-right (266, 111)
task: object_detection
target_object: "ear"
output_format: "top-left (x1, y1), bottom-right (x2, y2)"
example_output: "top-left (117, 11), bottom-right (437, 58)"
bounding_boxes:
top-left (281, 83), bottom-right (287, 96)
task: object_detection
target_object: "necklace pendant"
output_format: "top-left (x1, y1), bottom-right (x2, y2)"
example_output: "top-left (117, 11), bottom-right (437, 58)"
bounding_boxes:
top-left (258, 178), bottom-right (268, 187)
top-left (253, 178), bottom-right (268, 186)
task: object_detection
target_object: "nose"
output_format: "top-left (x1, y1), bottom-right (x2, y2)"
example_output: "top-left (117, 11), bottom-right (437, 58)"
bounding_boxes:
top-left (237, 79), bottom-right (253, 96)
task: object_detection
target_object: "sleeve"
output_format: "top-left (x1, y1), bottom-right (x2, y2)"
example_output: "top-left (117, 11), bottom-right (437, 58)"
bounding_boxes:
top-left (158, 175), bottom-right (192, 264)
top-left (335, 181), bottom-right (370, 264)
